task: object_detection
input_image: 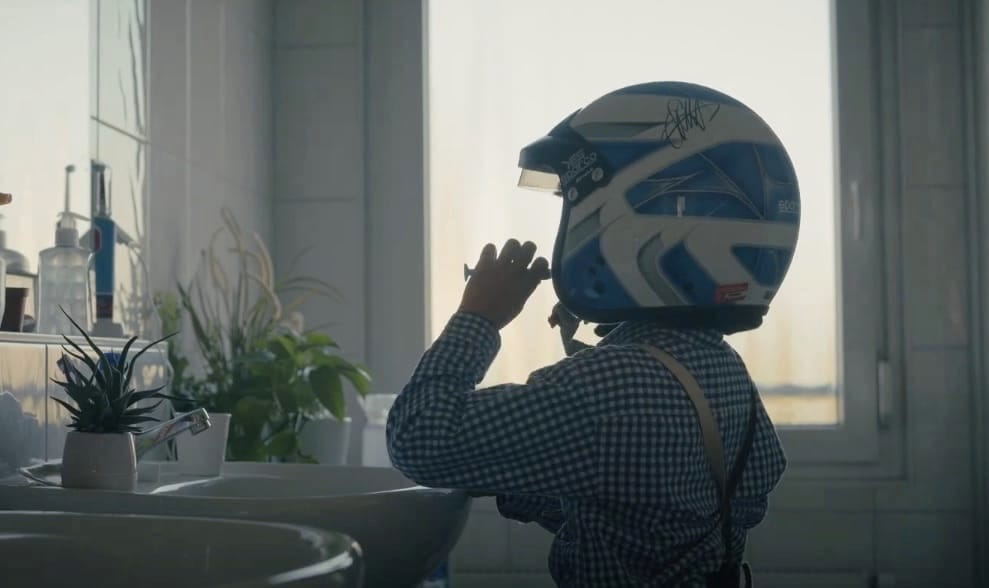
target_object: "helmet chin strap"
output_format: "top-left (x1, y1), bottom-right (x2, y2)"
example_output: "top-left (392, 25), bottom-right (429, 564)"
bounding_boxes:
top-left (550, 302), bottom-right (611, 356)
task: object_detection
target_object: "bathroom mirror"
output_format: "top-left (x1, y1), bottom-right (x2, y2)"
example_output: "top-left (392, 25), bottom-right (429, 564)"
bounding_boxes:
top-left (0, 0), bottom-right (150, 339)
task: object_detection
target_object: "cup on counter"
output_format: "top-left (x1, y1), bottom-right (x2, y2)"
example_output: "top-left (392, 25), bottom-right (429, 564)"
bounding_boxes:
top-left (175, 412), bottom-right (230, 476)
top-left (299, 417), bottom-right (352, 466)
top-left (361, 394), bottom-right (398, 467)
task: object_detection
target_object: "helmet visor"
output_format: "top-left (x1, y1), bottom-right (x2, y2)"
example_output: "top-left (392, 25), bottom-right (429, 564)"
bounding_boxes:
top-left (517, 168), bottom-right (561, 194)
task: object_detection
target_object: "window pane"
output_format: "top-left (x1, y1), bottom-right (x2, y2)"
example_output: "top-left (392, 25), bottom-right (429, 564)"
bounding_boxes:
top-left (427, 0), bottom-right (838, 426)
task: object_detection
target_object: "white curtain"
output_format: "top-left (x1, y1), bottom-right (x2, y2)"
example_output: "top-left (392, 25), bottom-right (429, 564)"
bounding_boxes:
top-left (427, 0), bottom-right (837, 424)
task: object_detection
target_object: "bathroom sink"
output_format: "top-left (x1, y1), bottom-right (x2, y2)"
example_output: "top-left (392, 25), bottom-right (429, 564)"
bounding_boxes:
top-left (0, 511), bottom-right (363, 587)
top-left (150, 463), bottom-right (471, 588)
top-left (0, 463), bottom-right (471, 588)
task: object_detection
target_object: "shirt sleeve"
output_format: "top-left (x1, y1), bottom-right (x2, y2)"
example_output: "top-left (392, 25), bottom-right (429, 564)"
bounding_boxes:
top-left (386, 311), bottom-right (596, 498)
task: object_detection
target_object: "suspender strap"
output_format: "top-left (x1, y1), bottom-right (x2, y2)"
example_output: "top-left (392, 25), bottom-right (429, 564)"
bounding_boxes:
top-left (640, 345), bottom-right (759, 566)
top-left (642, 346), bottom-right (727, 492)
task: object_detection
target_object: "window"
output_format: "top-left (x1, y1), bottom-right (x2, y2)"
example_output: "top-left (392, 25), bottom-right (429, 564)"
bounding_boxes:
top-left (427, 0), bottom-right (887, 464)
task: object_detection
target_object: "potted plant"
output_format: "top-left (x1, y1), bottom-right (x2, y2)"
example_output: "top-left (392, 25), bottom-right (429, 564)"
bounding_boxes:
top-left (244, 326), bottom-right (370, 464)
top-left (158, 209), bottom-right (370, 464)
top-left (53, 310), bottom-right (176, 491)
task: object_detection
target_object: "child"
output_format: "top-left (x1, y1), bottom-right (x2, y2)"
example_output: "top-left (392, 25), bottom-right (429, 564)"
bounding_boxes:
top-left (387, 82), bottom-right (798, 587)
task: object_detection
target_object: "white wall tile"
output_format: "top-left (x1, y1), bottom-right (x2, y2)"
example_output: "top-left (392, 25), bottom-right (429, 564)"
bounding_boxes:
top-left (275, 0), bottom-right (358, 48)
top-left (224, 12), bottom-right (270, 193)
top-left (899, 0), bottom-right (960, 27)
top-left (875, 571), bottom-right (972, 588)
top-left (144, 0), bottom-right (273, 295)
top-left (272, 199), bottom-right (366, 361)
top-left (365, 0), bottom-right (428, 407)
top-left (878, 350), bottom-right (971, 511)
top-left (770, 481), bottom-right (876, 511)
top-left (254, 35), bottom-right (275, 204)
top-left (250, 187), bottom-right (275, 249)
top-left (898, 28), bottom-right (964, 187)
top-left (188, 0), bottom-right (224, 176)
top-left (449, 509), bottom-right (511, 573)
top-left (222, 186), bottom-right (270, 254)
top-left (274, 47), bottom-right (362, 202)
top-left (901, 188), bottom-right (969, 348)
top-left (746, 511), bottom-right (873, 570)
top-left (148, 0), bottom-right (188, 158)
top-left (226, 0), bottom-right (272, 41)
top-left (186, 167), bottom-right (226, 269)
top-left (147, 147), bottom-right (189, 290)
top-left (876, 513), bottom-right (972, 581)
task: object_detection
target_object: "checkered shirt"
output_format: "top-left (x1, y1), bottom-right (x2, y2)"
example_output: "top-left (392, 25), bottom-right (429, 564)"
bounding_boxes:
top-left (387, 312), bottom-right (787, 587)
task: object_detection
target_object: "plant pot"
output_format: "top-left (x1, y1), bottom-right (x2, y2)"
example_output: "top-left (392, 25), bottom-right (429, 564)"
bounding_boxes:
top-left (299, 417), bottom-right (352, 465)
top-left (61, 431), bottom-right (137, 491)
top-left (176, 412), bottom-right (230, 476)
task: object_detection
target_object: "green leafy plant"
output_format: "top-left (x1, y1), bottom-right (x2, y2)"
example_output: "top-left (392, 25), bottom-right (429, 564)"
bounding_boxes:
top-left (232, 329), bottom-right (371, 461)
top-left (158, 209), bottom-right (371, 462)
top-left (53, 309), bottom-right (176, 434)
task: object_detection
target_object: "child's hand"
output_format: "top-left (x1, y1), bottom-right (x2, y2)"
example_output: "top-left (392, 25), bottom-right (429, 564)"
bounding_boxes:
top-left (459, 239), bottom-right (550, 330)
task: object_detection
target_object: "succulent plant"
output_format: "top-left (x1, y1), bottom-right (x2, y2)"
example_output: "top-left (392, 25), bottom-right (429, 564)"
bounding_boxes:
top-left (52, 309), bottom-right (178, 434)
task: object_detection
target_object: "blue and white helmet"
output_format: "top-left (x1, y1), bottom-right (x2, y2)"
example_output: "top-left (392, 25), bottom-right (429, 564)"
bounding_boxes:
top-left (518, 82), bottom-right (800, 332)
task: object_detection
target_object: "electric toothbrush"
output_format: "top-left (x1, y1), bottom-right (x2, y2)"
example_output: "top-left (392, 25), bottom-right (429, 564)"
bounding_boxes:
top-left (89, 160), bottom-right (124, 338)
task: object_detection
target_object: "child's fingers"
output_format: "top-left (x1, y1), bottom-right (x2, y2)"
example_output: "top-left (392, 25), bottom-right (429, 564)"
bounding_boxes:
top-left (529, 257), bottom-right (550, 280)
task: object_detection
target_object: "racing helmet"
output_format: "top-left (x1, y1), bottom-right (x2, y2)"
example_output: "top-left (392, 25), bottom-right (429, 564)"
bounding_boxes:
top-left (518, 82), bottom-right (801, 333)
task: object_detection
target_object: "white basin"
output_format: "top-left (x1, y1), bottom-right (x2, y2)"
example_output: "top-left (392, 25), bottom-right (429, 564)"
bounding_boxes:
top-left (0, 511), bottom-right (363, 587)
top-left (1, 463), bottom-right (471, 588)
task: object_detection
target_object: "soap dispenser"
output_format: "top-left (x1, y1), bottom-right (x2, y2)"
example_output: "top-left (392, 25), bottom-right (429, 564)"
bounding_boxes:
top-left (37, 165), bottom-right (91, 335)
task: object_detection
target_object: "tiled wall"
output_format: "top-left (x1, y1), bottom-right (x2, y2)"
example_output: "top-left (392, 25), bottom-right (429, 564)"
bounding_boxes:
top-left (145, 0), bottom-right (275, 378)
top-left (271, 0), bottom-right (430, 465)
top-left (146, 0), bottom-right (275, 296)
top-left (272, 0), bottom-right (368, 466)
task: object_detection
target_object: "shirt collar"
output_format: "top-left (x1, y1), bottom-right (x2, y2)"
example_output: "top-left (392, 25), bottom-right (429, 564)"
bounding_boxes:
top-left (597, 321), bottom-right (724, 349)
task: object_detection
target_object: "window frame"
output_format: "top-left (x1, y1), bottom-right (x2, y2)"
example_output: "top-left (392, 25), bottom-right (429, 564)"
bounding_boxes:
top-left (773, 0), bottom-right (902, 472)
top-left (416, 0), bottom-right (904, 473)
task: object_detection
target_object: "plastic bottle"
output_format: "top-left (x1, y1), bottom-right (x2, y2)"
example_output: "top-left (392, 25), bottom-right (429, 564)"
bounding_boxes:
top-left (37, 166), bottom-right (90, 335)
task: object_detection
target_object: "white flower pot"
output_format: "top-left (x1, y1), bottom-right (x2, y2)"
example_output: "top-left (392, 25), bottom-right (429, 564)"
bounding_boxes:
top-left (61, 431), bottom-right (137, 491)
top-left (176, 412), bottom-right (230, 476)
top-left (299, 417), bottom-right (351, 465)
